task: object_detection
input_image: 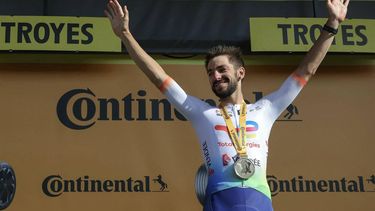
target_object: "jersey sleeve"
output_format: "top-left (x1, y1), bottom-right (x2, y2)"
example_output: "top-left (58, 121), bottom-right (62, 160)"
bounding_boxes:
top-left (259, 73), bottom-right (307, 122)
top-left (158, 76), bottom-right (209, 121)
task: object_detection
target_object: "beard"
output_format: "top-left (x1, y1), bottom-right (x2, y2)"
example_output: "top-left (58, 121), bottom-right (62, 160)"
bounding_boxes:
top-left (211, 78), bottom-right (238, 99)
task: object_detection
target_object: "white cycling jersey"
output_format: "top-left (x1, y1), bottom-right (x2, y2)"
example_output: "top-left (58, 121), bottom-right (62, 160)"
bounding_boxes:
top-left (159, 74), bottom-right (306, 199)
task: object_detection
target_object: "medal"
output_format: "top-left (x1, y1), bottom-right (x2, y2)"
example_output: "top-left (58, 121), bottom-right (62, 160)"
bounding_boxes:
top-left (220, 102), bottom-right (256, 180)
top-left (233, 157), bottom-right (255, 179)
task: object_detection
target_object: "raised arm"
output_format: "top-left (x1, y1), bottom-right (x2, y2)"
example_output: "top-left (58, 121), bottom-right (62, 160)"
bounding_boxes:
top-left (262, 0), bottom-right (350, 121)
top-left (294, 0), bottom-right (350, 81)
top-left (105, 0), bottom-right (169, 88)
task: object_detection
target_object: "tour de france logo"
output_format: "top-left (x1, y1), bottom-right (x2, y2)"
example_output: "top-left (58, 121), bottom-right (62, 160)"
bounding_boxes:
top-left (0, 162), bottom-right (16, 210)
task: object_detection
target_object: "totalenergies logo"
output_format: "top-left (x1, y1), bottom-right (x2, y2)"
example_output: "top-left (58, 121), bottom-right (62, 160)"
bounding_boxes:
top-left (215, 121), bottom-right (259, 139)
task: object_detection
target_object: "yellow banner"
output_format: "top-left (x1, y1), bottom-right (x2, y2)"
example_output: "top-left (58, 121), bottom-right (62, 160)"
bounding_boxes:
top-left (249, 18), bottom-right (375, 53)
top-left (0, 16), bottom-right (121, 52)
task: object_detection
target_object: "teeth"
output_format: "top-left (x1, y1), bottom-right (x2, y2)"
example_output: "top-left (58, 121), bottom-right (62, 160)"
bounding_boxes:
top-left (215, 81), bottom-right (225, 88)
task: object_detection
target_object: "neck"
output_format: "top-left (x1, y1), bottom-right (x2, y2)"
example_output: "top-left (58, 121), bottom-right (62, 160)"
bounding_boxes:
top-left (219, 90), bottom-right (244, 106)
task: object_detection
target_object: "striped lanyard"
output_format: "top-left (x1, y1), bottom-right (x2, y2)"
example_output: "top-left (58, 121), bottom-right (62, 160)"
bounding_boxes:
top-left (219, 101), bottom-right (248, 157)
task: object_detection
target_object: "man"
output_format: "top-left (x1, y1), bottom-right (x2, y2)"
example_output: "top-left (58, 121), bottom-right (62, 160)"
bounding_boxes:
top-left (105, 0), bottom-right (350, 210)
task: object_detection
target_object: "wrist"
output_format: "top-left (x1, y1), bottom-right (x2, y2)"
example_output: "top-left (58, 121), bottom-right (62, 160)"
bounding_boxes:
top-left (322, 19), bottom-right (340, 35)
top-left (322, 24), bottom-right (338, 35)
top-left (120, 30), bottom-right (132, 39)
top-left (326, 18), bottom-right (340, 29)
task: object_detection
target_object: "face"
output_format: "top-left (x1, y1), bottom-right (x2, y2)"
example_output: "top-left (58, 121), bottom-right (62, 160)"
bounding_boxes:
top-left (206, 55), bottom-right (243, 99)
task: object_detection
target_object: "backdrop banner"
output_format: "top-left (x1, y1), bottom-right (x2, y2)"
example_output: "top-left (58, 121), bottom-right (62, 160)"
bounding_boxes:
top-left (0, 61), bottom-right (374, 211)
top-left (250, 18), bottom-right (375, 53)
top-left (0, 16), bottom-right (121, 52)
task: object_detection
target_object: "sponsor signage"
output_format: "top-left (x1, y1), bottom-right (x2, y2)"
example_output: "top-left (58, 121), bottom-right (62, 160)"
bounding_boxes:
top-left (56, 89), bottom-right (301, 130)
top-left (249, 18), bottom-right (375, 53)
top-left (267, 175), bottom-right (375, 196)
top-left (0, 16), bottom-right (121, 52)
top-left (1, 63), bottom-right (373, 210)
top-left (42, 174), bottom-right (169, 197)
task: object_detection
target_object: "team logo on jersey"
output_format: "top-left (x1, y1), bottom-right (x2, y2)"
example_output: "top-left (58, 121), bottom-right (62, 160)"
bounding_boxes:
top-left (215, 121), bottom-right (258, 132)
top-left (208, 168), bottom-right (215, 176)
top-left (215, 121), bottom-right (259, 139)
top-left (217, 141), bottom-right (261, 149)
top-left (249, 106), bottom-right (263, 112)
top-left (222, 154), bottom-right (232, 166)
top-left (202, 141), bottom-right (215, 176)
top-left (232, 154), bottom-right (240, 162)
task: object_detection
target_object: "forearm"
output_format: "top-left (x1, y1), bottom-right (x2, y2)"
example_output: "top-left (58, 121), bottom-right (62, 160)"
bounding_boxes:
top-left (294, 19), bottom-right (339, 81)
top-left (120, 31), bottom-right (168, 87)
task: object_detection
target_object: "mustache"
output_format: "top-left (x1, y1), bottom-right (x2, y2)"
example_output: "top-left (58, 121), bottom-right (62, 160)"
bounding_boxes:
top-left (213, 78), bottom-right (229, 87)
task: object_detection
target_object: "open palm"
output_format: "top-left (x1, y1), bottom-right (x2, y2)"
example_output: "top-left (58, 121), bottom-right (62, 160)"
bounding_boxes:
top-left (327, 0), bottom-right (350, 23)
top-left (105, 0), bottom-right (130, 38)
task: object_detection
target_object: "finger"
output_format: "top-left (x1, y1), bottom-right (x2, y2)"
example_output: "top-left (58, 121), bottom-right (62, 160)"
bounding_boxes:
top-left (326, 0), bottom-right (332, 7)
top-left (124, 5), bottom-right (128, 16)
top-left (343, 0), bottom-right (350, 7)
top-left (106, 3), bottom-right (116, 18)
top-left (109, 1), bottom-right (119, 16)
top-left (104, 9), bottom-right (112, 20)
top-left (113, 0), bottom-right (124, 15)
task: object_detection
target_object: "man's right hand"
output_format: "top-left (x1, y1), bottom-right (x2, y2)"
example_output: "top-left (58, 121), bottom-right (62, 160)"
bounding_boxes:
top-left (103, 0), bottom-right (168, 88)
top-left (104, 0), bottom-right (130, 38)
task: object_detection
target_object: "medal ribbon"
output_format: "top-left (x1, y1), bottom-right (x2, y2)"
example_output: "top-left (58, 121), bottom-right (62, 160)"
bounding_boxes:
top-left (219, 101), bottom-right (247, 157)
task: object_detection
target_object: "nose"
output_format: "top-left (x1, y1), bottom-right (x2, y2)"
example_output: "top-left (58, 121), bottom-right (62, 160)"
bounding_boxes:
top-left (212, 70), bottom-right (222, 81)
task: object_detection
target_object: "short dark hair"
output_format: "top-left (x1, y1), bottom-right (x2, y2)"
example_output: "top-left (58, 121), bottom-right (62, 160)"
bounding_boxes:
top-left (204, 45), bottom-right (245, 71)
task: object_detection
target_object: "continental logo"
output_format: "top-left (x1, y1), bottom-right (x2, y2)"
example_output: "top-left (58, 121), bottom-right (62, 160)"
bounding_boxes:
top-left (42, 174), bottom-right (169, 197)
top-left (267, 175), bottom-right (375, 196)
top-left (56, 89), bottom-right (301, 130)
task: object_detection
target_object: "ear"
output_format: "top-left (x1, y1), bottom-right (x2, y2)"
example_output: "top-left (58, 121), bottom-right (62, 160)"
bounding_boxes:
top-left (237, 67), bottom-right (246, 81)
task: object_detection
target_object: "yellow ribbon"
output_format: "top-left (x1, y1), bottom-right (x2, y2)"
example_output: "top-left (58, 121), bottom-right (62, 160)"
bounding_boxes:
top-left (219, 101), bottom-right (247, 157)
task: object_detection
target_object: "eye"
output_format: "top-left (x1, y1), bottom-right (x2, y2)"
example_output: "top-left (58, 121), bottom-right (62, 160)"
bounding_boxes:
top-left (218, 67), bottom-right (226, 73)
